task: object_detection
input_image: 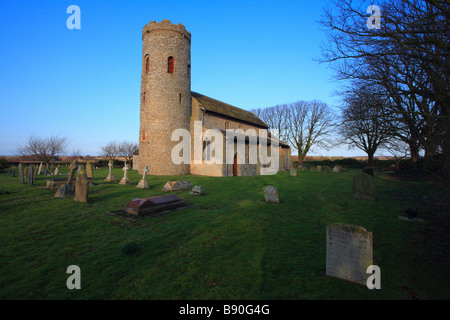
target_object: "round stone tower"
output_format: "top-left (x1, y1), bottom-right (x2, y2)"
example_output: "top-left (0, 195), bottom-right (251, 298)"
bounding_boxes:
top-left (139, 20), bottom-right (191, 175)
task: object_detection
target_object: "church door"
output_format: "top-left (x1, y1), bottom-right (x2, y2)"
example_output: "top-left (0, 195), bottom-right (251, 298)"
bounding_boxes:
top-left (233, 154), bottom-right (238, 176)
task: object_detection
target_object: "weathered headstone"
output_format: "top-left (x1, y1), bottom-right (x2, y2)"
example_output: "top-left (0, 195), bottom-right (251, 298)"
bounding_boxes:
top-left (333, 165), bottom-right (341, 173)
top-left (321, 165), bottom-right (330, 174)
top-left (326, 223), bottom-right (373, 286)
top-left (10, 169), bottom-right (15, 177)
top-left (317, 165), bottom-right (322, 172)
top-left (119, 163), bottom-right (130, 185)
top-left (290, 168), bottom-right (297, 176)
top-left (353, 173), bottom-right (375, 201)
top-left (54, 183), bottom-right (75, 198)
top-left (263, 185), bottom-right (280, 203)
top-left (86, 162), bottom-right (93, 179)
top-left (67, 160), bottom-right (78, 185)
top-left (74, 169), bottom-right (88, 203)
top-left (37, 163), bottom-right (43, 175)
top-left (77, 166), bottom-right (81, 174)
top-left (43, 167), bottom-right (48, 176)
top-left (18, 164), bottom-right (25, 184)
top-left (27, 165), bottom-right (34, 185)
top-left (33, 165), bottom-right (38, 181)
top-left (163, 180), bottom-right (193, 191)
top-left (137, 166), bottom-right (149, 189)
top-left (54, 167), bottom-right (59, 176)
top-left (190, 185), bottom-right (205, 195)
top-left (105, 160), bottom-right (117, 182)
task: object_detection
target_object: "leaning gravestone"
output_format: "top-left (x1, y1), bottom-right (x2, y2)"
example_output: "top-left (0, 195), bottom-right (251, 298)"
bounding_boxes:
top-left (105, 160), bottom-right (117, 182)
top-left (37, 163), bottom-right (43, 175)
top-left (263, 185), bottom-right (280, 203)
top-left (74, 169), bottom-right (88, 203)
top-left (353, 173), bottom-right (375, 201)
top-left (163, 180), bottom-right (193, 191)
top-left (67, 160), bottom-right (78, 185)
top-left (137, 166), bottom-right (149, 189)
top-left (27, 165), bottom-right (34, 185)
top-left (18, 164), bottom-right (25, 184)
top-left (326, 223), bottom-right (373, 286)
top-left (290, 168), bottom-right (297, 176)
top-left (119, 163), bottom-right (130, 185)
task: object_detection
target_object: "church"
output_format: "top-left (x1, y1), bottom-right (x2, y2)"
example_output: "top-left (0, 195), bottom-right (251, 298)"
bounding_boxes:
top-left (134, 20), bottom-right (291, 176)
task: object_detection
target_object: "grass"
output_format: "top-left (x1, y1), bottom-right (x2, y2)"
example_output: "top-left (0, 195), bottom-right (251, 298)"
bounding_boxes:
top-left (0, 167), bottom-right (449, 299)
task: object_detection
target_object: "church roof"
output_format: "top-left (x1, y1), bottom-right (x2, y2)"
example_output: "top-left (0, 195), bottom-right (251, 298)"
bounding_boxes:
top-left (191, 92), bottom-right (268, 128)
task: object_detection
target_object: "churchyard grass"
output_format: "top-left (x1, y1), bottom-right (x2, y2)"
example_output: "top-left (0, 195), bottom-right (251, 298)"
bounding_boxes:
top-left (0, 168), bottom-right (449, 299)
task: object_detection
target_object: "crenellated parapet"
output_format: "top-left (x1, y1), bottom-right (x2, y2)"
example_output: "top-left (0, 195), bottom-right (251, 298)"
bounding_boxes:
top-left (142, 20), bottom-right (191, 41)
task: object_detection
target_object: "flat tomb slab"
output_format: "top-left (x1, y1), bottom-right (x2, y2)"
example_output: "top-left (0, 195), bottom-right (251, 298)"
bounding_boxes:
top-left (124, 194), bottom-right (183, 215)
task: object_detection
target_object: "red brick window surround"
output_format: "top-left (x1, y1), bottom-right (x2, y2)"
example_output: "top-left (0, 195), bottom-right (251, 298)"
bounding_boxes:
top-left (168, 56), bottom-right (174, 73)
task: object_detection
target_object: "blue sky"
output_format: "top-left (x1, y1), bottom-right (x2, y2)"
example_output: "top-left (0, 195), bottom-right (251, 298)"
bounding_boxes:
top-left (0, 0), bottom-right (368, 157)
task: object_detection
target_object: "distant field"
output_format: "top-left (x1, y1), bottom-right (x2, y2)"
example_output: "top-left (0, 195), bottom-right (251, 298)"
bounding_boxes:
top-left (0, 167), bottom-right (449, 299)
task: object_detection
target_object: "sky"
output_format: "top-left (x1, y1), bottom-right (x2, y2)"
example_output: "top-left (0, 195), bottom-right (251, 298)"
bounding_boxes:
top-left (0, 0), bottom-right (371, 157)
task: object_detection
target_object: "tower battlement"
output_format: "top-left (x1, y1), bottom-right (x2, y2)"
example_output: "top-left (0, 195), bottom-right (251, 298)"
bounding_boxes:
top-left (142, 20), bottom-right (191, 41)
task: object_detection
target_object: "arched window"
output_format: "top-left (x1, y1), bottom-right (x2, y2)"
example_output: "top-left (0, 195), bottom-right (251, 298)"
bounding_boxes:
top-left (168, 56), bottom-right (174, 73)
top-left (179, 93), bottom-right (182, 104)
top-left (146, 57), bottom-right (149, 75)
top-left (203, 140), bottom-right (211, 161)
top-left (187, 64), bottom-right (191, 77)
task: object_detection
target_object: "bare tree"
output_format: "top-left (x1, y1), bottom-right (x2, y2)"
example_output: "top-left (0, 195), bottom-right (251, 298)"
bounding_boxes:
top-left (339, 85), bottom-right (392, 167)
top-left (118, 141), bottom-right (139, 165)
top-left (319, 0), bottom-right (449, 165)
top-left (286, 100), bottom-right (337, 164)
top-left (383, 139), bottom-right (410, 169)
top-left (100, 141), bottom-right (120, 161)
top-left (15, 135), bottom-right (69, 166)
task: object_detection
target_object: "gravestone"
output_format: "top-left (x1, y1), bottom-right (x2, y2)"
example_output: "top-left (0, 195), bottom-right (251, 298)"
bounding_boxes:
top-left (263, 185), bottom-right (279, 203)
top-left (190, 185), bottom-right (205, 195)
top-left (105, 160), bottom-right (117, 182)
top-left (119, 163), bottom-right (130, 185)
top-left (33, 165), bottom-right (38, 181)
top-left (137, 166), bottom-right (149, 189)
top-left (317, 165), bottom-right (322, 172)
top-left (326, 223), bottom-right (373, 286)
top-left (27, 165), bottom-right (34, 185)
top-left (37, 163), bottom-right (43, 175)
top-left (43, 167), bottom-right (48, 176)
top-left (54, 167), bottom-right (59, 176)
top-left (86, 162), bottom-right (93, 179)
top-left (54, 183), bottom-right (75, 198)
top-left (74, 169), bottom-right (88, 203)
top-left (163, 180), bottom-right (193, 191)
top-left (124, 194), bottom-right (184, 216)
top-left (310, 166), bottom-right (316, 172)
top-left (18, 164), bottom-right (25, 184)
top-left (77, 166), bottom-right (81, 174)
top-left (67, 160), bottom-right (78, 185)
top-left (321, 165), bottom-right (330, 174)
top-left (333, 165), bottom-right (341, 173)
top-left (353, 173), bottom-right (375, 201)
top-left (10, 169), bottom-right (15, 177)
top-left (290, 168), bottom-right (297, 176)
top-left (302, 166), bottom-right (310, 171)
